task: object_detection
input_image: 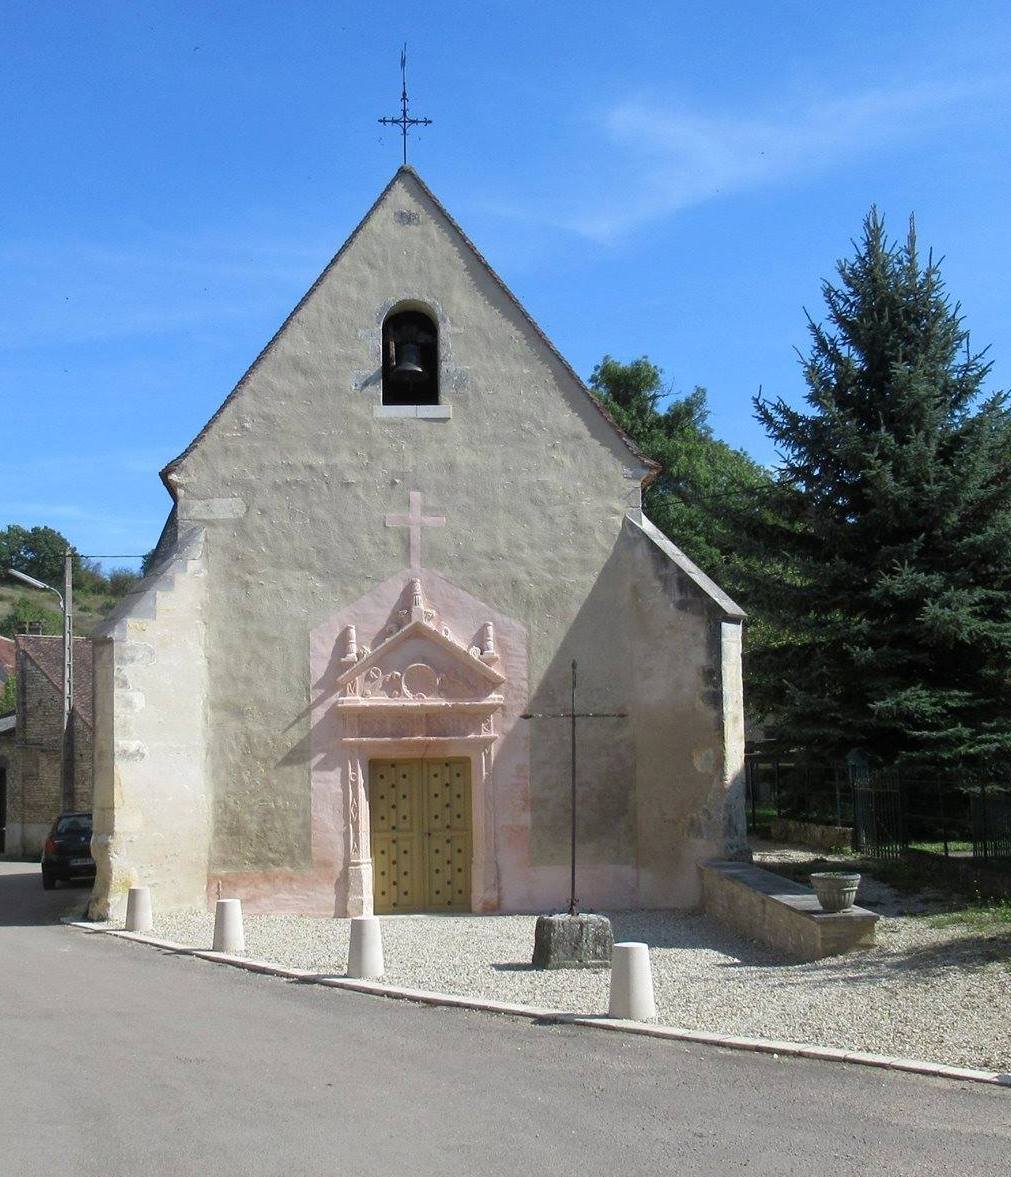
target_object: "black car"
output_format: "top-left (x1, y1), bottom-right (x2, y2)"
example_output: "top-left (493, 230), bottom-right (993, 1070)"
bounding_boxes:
top-left (41, 812), bottom-right (95, 889)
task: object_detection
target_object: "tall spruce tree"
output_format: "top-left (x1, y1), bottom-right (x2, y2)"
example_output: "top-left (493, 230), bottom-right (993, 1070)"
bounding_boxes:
top-left (588, 356), bottom-right (770, 579)
top-left (747, 210), bottom-right (1011, 773)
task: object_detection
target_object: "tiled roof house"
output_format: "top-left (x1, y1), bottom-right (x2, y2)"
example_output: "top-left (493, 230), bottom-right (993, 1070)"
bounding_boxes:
top-left (1, 635), bottom-right (94, 856)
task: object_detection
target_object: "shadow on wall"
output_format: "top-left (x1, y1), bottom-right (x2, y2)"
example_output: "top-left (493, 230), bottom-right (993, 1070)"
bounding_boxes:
top-left (523, 534), bottom-right (637, 869)
top-left (526, 518), bottom-right (735, 880)
top-left (224, 509), bottom-right (737, 907)
top-left (276, 577), bottom-right (512, 776)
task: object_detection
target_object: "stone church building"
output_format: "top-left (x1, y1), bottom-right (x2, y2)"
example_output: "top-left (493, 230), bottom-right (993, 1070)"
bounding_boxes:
top-left (88, 168), bottom-right (747, 921)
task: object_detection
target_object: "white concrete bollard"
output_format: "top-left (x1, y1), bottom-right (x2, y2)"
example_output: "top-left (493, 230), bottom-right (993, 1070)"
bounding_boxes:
top-left (347, 916), bottom-right (384, 980)
top-left (212, 898), bottom-right (245, 955)
top-left (124, 886), bottom-right (153, 933)
top-left (608, 941), bottom-right (656, 1021)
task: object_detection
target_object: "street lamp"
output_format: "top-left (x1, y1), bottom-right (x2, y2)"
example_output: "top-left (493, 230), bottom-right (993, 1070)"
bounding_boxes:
top-left (7, 568), bottom-right (64, 610)
top-left (6, 555), bottom-right (74, 811)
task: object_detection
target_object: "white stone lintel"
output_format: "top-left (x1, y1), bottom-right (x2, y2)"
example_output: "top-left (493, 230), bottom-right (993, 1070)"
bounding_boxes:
top-left (373, 404), bottom-right (452, 420)
top-left (180, 497), bottom-right (247, 521)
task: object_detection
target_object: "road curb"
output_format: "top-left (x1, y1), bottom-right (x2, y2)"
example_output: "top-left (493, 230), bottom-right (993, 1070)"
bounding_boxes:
top-left (67, 921), bottom-right (1011, 1089)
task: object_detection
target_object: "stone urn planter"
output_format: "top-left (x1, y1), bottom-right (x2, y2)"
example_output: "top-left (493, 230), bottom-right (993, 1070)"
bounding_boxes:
top-left (810, 871), bottom-right (861, 913)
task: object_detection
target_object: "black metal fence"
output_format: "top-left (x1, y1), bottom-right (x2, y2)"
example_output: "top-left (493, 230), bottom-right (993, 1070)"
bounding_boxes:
top-left (853, 777), bottom-right (904, 860)
top-left (971, 785), bottom-right (1011, 860)
top-left (745, 751), bottom-right (850, 828)
top-left (745, 748), bottom-right (1011, 863)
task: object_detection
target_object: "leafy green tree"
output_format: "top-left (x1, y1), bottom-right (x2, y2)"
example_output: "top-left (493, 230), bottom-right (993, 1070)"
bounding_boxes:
top-left (0, 526), bottom-right (28, 576)
top-left (589, 356), bottom-right (770, 591)
top-left (589, 355), bottom-right (666, 433)
top-left (107, 568), bottom-right (141, 597)
top-left (743, 210), bottom-right (1011, 772)
top-left (74, 557), bottom-right (109, 596)
top-left (0, 524), bottom-right (76, 588)
top-left (0, 596), bottom-right (62, 638)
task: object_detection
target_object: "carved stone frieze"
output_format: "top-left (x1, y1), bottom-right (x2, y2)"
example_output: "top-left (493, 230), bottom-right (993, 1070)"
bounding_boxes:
top-left (332, 576), bottom-right (506, 711)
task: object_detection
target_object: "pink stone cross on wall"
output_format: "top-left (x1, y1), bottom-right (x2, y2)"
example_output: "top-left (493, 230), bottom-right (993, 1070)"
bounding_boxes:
top-left (384, 490), bottom-right (446, 570)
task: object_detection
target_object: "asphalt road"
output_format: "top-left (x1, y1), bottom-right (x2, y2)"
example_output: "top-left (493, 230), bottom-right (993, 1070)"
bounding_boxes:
top-left (0, 861), bottom-right (1007, 1177)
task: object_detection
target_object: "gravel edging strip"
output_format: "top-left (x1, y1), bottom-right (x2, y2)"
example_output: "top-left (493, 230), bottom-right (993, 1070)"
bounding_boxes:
top-left (68, 922), bottom-right (1011, 1090)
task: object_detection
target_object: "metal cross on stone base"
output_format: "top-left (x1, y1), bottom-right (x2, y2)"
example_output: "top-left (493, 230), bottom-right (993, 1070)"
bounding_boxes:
top-left (523, 660), bottom-right (626, 969)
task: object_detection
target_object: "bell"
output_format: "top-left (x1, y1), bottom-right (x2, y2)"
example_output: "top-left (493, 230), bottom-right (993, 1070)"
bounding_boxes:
top-left (393, 340), bottom-right (425, 381)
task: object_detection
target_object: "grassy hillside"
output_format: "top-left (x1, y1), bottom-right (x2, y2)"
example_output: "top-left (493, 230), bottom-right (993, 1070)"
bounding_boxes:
top-left (0, 582), bottom-right (124, 638)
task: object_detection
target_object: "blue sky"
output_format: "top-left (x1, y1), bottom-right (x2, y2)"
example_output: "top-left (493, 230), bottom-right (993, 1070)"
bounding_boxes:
top-left (3, 1), bottom-right (1011, 569)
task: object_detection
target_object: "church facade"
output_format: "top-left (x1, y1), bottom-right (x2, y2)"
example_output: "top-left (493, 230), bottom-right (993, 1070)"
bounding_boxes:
top-left (88, 168), bottom-right (747, 921)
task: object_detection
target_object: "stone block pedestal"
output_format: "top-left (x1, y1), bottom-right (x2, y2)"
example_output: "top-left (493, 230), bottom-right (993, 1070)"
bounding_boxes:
top-left (532, 913), bottom-right (614, 969)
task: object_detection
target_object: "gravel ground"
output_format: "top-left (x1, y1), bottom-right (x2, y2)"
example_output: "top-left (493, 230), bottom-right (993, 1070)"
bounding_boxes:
top-left (130, 849), bottom-right (1011, 1073)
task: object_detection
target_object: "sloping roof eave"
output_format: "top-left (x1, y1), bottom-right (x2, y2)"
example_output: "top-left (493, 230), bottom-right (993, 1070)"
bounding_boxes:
top-left (625, 510), bottom-right (746, 621)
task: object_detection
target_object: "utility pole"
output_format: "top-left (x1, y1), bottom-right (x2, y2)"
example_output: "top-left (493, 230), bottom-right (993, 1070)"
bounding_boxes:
top-left (61, 549), bottom-right (74, 812)
top-left (5, 561), bottom-right (74, 810)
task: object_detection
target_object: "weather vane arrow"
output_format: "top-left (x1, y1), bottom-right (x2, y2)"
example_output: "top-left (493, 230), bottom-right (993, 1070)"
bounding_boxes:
top-left (378, 43), bottom-right (432, 166)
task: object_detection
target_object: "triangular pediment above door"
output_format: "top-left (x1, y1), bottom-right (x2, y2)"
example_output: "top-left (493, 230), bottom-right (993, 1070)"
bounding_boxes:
top-left (333, 576), bottom-right (505, 705)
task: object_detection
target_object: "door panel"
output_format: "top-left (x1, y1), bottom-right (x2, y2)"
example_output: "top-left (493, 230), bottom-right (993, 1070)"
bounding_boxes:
top-left (369, 758), bottom-right (471, 913)
top-left (370, 760), bottom-right (424, 913)
top-left (423, 759), bottom-right (472, 910)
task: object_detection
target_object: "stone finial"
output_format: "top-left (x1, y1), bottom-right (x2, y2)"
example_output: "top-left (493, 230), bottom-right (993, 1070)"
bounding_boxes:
top-left (410, 577), bottom-right (428, 623)
top-left (479, 622), bottom-right (497, 663)
top-left (340, 625), bottom-right (359, 668)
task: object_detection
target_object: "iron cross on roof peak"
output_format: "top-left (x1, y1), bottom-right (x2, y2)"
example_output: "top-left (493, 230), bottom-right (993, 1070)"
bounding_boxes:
top-left (378, 43), bottom-right (433, 166)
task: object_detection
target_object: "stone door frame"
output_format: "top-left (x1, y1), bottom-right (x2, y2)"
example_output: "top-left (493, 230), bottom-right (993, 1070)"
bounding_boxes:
top-left (341, 734), bottom-right (498, 917)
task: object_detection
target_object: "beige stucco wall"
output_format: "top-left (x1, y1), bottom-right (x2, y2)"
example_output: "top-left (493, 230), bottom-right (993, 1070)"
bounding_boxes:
top-left (91, 167), bottom-right (746, 914)
top-left (169, 170), bottom-right (654, 882)
top-left (88, 530), bottom-right (210, 919)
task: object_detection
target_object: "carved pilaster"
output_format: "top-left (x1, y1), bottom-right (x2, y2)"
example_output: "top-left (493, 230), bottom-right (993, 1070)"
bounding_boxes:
top-left (346, 755), bottom-right (374, 917)
top-left (473, 743), bottom-right (500, 912)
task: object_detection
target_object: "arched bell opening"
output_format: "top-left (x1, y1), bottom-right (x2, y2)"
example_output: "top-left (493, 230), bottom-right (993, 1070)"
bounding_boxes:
top-left (381, 307), bottom-right (439, 406)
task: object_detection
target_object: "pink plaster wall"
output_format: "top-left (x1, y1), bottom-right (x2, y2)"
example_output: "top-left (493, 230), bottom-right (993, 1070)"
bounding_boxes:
top-left (210, 567), bottom-right (541, 914)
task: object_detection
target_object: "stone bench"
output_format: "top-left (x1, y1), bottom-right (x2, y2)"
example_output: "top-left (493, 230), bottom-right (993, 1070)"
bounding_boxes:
top-left (700, 860), bottom-right (878, 962)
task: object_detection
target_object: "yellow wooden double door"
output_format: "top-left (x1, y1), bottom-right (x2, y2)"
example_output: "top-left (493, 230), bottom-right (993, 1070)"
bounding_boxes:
top-left (369, 758), bottom-right (472, 913)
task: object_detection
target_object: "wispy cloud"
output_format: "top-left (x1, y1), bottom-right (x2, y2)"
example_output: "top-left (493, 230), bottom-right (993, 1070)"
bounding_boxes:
top-left (1, 448), bottom-right (175, 481)
top-left (0, 227), bottom-right (333, 349)
top-left (0, 502), bottom-right (147, 532)
top-left (525, 76), bottom-right (1006, 243)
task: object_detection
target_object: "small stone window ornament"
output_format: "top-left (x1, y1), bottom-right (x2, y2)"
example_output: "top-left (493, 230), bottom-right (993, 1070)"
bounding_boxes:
top-left (382, 308), bottom-right (439, 406)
